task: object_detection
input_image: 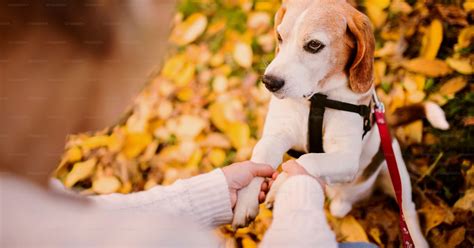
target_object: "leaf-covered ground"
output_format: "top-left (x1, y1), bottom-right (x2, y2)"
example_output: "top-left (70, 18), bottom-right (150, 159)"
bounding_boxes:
top-left (54, 0), bottom-right (473, 247)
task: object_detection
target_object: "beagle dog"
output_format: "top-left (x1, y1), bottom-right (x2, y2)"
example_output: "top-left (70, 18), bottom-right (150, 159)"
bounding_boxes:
top-left (232, 0), bottom-right (438, 247)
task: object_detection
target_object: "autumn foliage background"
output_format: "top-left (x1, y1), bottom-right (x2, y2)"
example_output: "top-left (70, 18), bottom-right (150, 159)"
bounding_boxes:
top-left (54, 0), bottom-right (473, 247)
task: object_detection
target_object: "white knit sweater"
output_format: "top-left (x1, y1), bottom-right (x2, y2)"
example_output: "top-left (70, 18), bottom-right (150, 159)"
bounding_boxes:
top-left (1, 170), bottom-right (337, 247)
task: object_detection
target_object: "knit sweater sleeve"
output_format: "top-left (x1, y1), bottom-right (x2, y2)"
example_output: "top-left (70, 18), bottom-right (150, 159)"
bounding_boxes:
top-left (260, 175), bottom-right (338, 248)
top-left (87, 169), bottom-right (234, 228)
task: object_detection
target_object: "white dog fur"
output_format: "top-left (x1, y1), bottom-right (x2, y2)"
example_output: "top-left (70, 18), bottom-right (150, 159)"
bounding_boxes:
top-left (232, 1), bottom-right (438, 247)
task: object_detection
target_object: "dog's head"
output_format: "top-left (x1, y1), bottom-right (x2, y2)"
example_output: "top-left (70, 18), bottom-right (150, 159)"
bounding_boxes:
top-left (262, 0), bottom-right (375, 99)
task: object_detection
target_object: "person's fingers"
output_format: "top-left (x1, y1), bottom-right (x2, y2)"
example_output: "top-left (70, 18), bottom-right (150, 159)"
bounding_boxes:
top-left (272, 171), bottom-right (278, 180)
top-left (258, 191), bottom-right (266, 203)
top-left (250, 164), bottom-right (275, 177)
top-left (261, 181), bottom-right (268, 192)
top-left (268, 180), bottom-right (273, 189)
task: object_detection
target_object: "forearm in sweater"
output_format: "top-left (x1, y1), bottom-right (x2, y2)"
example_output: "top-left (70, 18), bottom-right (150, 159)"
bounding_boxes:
top-left (260, 175), bottom-right (338, 248)
top-left (87, 169), bottom-right (233, 227)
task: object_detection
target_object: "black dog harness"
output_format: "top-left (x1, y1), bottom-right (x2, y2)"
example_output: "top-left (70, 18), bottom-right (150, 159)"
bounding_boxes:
top-left (287, 93), bottom-right (372, 158)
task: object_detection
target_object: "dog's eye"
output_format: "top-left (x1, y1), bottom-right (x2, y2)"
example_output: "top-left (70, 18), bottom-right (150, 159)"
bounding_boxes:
top-left (304, 40), bottom-right (325, 54)
top-left (277, 33), bottom-right (283, 43)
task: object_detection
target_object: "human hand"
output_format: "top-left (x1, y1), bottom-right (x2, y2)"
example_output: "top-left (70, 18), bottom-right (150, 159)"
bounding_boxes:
top-left (222, 161), bottom-right (275, 208)
top-left (277, 160), bottom-right (325, 189)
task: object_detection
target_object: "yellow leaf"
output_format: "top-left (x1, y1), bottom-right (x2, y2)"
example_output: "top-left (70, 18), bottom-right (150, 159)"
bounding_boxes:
top-left (64, 158), bottom-right (97, 188)
top-left (366, 3), bottom-right (388, 28)
top-left (209, 99), bottom-right (243, 131)
top-left (388, 84), bottom-right (405, 113)
top-left (464, 1), bottom-right (474, 12)
top-left (56, 146), bottom-right (83, 176)
top-left (420, 198), bottom-right (455, 235)
top-left (208, 148), bottom-right (227, 167)
top-left (439, 76), bottom-right (467, 95)
top-left (174, 62), bottom-right (196, 87)
top-left (233, 41), bottom-right (253, 68)
top-left (420, 19), bottom-right (443, 60)
top-left (446, 57), bottom-right (473, 75)
top-left (241, 237), bottom-right (257, 248)
top-left (373, 60), bottom-right (386, 85)
top-left (81, 135), bottom-right (111, 150)
top-left (455, 26), bottom-right (474, 51)
top-left (92, 175), bottom-right (121, 194)
top-left (144, 179), bottom-right (158, 190)
top-left (186, 148), bottom-right (203, 168)
top-left (123, 132), bottom-right (153, 159)
top-left (402, 58), bottom-right (452, 77)
top-left (367, 0), bottom-right (390, 9)
top-left (119, 181), bottom-right (132, 194)
top-left (64, 146), bottom-right (82, 164)
top-left (402, 120), bottom-right (423, 144)
top-left (170, 13), bottom-right (208, 46)
top-left (339, 215), bottom-right (369, 242)
top-left (369, 228), bottom-right (382, 246)
top-left (226, 122), bottom-right (250, 149)
top-left (162, 54), bottom-right (186, 79)
top-left (454, 189), bottom-right (474, 211)
top-left (407, 90), bottom-right (425, 104)
top-left (176, 87), bottom-right (194, 101)
top-left (428, 92), bottom-right (450, 106)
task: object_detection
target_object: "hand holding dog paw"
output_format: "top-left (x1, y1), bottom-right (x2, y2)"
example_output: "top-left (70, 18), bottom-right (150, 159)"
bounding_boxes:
top-left (222, 161), bottom-right (274, 208)
top-left (281, 160), bottom-right (325, 189)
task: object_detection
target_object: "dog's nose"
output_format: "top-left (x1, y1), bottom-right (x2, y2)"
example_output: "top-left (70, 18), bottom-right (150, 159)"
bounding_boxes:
top-left (262, 74), bottom-right (285, 92)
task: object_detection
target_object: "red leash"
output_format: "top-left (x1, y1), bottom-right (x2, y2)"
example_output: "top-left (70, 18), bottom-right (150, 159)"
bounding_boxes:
top-left (373, 91), bottom-right (415, 248)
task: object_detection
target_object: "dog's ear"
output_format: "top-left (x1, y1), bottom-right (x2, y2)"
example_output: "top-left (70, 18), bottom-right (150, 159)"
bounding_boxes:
top-left (346, 11), bottom-right (375, 93)
top-left (274, 6), bottom-right (286, 53)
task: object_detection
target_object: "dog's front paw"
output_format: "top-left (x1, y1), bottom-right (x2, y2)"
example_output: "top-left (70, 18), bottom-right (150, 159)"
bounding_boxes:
top-left (232, 177), bottom-right (263, 229)
top-left (264, 172), bottom-right (288, 208)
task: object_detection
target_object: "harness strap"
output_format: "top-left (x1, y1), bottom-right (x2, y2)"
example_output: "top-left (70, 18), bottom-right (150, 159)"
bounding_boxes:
top-left (287, 93), bottom-right (371, 158)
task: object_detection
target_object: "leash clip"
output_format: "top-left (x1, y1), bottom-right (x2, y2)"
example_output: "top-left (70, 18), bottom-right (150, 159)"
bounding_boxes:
top-left (372, 89), bottom-right (385, 113)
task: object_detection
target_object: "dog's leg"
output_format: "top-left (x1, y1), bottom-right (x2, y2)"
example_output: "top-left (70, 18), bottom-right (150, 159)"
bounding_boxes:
top-left (328, 165), bottom-right (381, 217)
top-left (232, 134), bottom-right (292, 229)
top-left (263, 171), bottom-right (288, 208)
top-left (379, 139), bottom-right (429, 248)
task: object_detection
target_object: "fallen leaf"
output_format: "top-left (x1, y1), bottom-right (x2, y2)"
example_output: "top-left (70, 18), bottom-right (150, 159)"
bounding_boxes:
top-left (208, 148), bottom-right (227, 167)
top-left (446, 57), bottom-right (473, 75)
top-left (402, 58), bottom-right (452, 77)
top-left (123, 132), bottom-right (153, 159)
top-left (64, 158), bottom-right (97, 188)
top-left (170, 13), bottom-right (208, 46)
top-left (226, 122), bottom-right (250, 149)
top-left (420, 19), bottom-right (443, 60)
top-left (339, 215), bottom-right (369, 242)
top-left (453, 189), bottom-right (474, 211)
top-left (92, 175), bottom-right (121, 194)
top-left (439, 76), bottom-right (467, 95)
top-left (233, 41), bottom-right (253, 68)
top-left (419, 197), bottom-right (455, 235)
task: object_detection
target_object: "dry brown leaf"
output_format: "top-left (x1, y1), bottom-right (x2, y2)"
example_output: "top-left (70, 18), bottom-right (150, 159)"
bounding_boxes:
top-left (453, 189), bottom-right (474, 211)
top-left (420, 198), bottom-right (455, 235)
